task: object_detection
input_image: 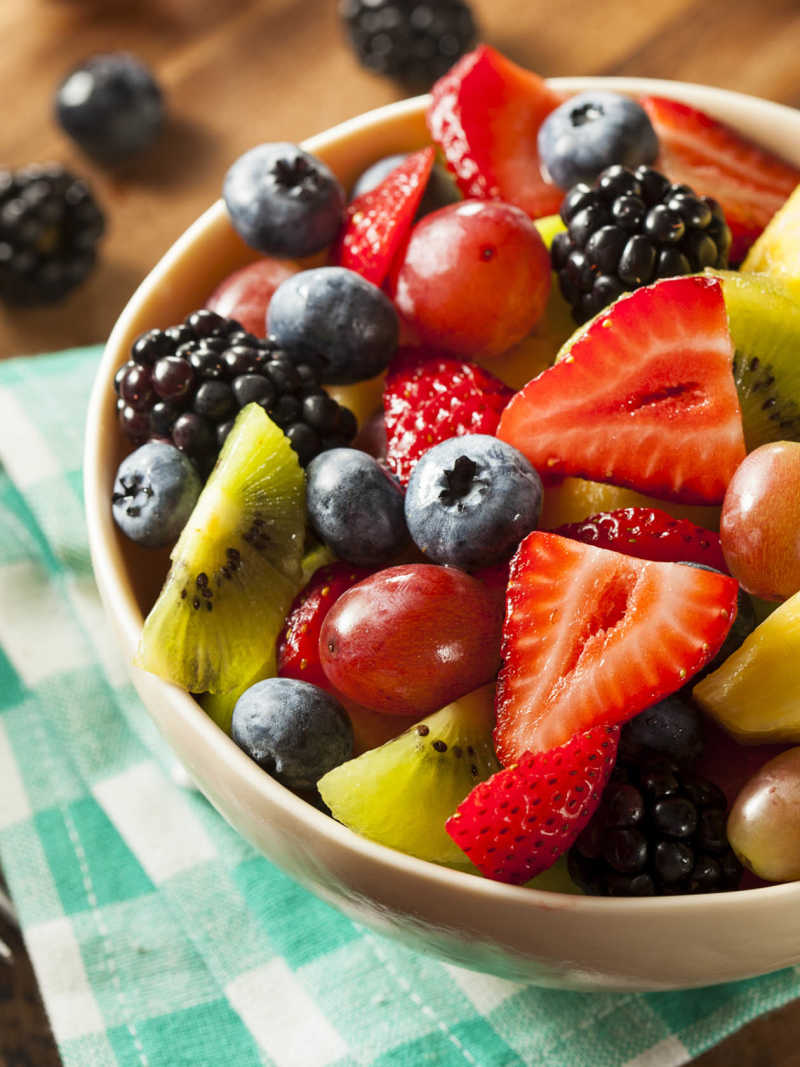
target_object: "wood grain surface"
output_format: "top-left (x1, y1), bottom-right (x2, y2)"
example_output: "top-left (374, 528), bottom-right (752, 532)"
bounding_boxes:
top-left (2, 1), bottom-right (800, 1064)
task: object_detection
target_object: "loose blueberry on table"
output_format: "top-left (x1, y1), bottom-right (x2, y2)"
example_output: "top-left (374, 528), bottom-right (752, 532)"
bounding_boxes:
top-left (110, 43), bottom-right (800, 897)
top-left (55, 52), bottom-right (164, 163)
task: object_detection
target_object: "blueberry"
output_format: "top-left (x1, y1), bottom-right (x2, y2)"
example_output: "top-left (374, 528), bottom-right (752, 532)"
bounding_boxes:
top-left (619, 695), bottom-right (704, 766)
top-left (404, 435), bottom-right (543, 570)
top-left (55, 53), bottom-right (164, 163)
top-left (350, 154), bottom-right (460, 218)
top-left (306, 448), bottom-right (407, 566)
top-left (223, 143), bottom-right (345, 257)
top-left (267, 267), bottom-right (398, 385)
top-left (111, 441), bottom-right (201, 547)
top-left (351, 153), bottom-right (408, 199)
top-left (232, 678), bottom-right (352, 793)
top-left (538, 92), bottom-right (659, 190)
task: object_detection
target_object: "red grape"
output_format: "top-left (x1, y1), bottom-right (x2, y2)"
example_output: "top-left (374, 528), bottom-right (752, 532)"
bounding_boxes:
top-left (720, 441), bottom-right (800, 600)
top-left (206, 257), bottom-right (298, 337)
top-left (319, 564), bottom-right (504, 716)
top-left (727, 747), bottom-right (800, 882)
top-left (388, 199), bottom-right (551, 359)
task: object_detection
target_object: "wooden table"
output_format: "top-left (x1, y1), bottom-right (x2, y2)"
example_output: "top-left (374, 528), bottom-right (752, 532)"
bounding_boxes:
top-left (2, 0), bottom-right (800, 1063)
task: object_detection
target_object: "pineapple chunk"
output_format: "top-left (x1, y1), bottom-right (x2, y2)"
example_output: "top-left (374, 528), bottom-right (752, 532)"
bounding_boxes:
top-left (693, 590), bottom-right (800, 742)
top-left (539, 476), bottom-right (720, 530)
top-left (742, 183), bottom-right (800, 299)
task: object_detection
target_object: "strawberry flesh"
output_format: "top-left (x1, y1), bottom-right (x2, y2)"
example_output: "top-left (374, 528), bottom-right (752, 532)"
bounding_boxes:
top-left (383, 347), bottom-right (513, 486)
top-left (427, 44), bottom-right (564, 220)
top-left (332, 147), bottom-right (435, 286)
top-left (494, 531), bottom-right (739, 763)
top-left (277, 562), bottom-right (371, 689)
top-left (642, 95), bottom-right (800, 264)
top-left (498, 275), bottom-right (746, 504)
top-left (554, 506), bottom-right (728, 573)
top-left (446, 724), bottom-right (619, 884)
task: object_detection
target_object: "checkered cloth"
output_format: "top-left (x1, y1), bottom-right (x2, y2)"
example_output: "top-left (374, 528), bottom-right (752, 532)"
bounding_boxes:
top-left (1, 346), bottom-right (799, 1067)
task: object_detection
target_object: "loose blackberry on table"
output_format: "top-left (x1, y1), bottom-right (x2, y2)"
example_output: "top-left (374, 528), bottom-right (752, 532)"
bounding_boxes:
top-left (339, 0), bottom-right (478, 89)
top-left (552, 163), bottom-right (732, 322)
top-left (0, 164), bottom-right (105, 305)
top-left (115, 308), bottom-right (357, 472)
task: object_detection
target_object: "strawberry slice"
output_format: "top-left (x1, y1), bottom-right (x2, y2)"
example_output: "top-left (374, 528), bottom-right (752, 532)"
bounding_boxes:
top-left (427, 44), bottom-right (563, 221)
top-left (494, 530), bottom-right (739, 764)
top-left (553, 506), bottom-right (727, 573)
top-left (642, 96), bottom-right (800, 264)
top-left (332, 147), bottom-right (435, 286)
top-left (498, 275), bottom-right (745, 505)
top-left (446, 725), bottom-right (619, 884)
top-left (383, 347), bottom-right (513, 486)
top-left (277, 562), bottom-right (371, 689)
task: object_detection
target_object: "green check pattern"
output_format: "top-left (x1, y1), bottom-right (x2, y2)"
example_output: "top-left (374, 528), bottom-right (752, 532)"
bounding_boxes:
top-left (1, 346), bottom-right (799, 1067)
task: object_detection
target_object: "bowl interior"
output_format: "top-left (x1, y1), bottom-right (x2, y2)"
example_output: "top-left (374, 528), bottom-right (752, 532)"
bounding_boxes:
top-left (84, 79), bottom-right (800, 990)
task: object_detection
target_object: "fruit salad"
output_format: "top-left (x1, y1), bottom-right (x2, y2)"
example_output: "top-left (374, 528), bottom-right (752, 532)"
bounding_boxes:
top-left (110, 44), bottom-right (800, 896)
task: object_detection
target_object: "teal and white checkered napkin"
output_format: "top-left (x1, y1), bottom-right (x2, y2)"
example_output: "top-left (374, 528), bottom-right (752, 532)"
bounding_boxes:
top-left (1, 346), bottom-right (800, 1067)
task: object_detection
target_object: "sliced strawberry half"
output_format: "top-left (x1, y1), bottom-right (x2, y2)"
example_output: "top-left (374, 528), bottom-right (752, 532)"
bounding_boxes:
top-left (332, 147), bottom-right (435, 286)
top-left (498, 275), bottom-right (745, 505)
top-left (277, 561), bottom-right (371, 689)
top-left (553, 506), bottom-right (727, 573)
top-left (427, 44), bottom-right (563, 220)
top-left (642, 96), bottom-right (800, 264)
top-left (494, 530), bottom-right (739, 764)
top-left (383, 347), bottom-right (513, 486)
top-left (446, 725), bottom-right (619, 884)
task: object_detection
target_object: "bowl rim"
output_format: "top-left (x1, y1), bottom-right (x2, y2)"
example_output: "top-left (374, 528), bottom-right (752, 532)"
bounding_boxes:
top-left (84, 75), bottom-right (800, 923)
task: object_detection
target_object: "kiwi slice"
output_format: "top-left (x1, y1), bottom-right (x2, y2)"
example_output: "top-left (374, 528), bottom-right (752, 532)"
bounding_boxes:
top-left (318, 685), bottom-right (500, 869)
top-left (201, 540), bottom-right (336, 732)
top-left (718, 271), bottom-right (800, 451)
top-left (136, 404), bottom-right (306, 695)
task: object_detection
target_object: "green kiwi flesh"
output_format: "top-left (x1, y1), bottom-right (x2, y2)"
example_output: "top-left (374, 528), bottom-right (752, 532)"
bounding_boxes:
top-left (136, 404), bottom-right (306, 695)
top-left (201, 541), bottom-right (335, 732)
top-left (717, 271), bottom-right (800, 451)
top-left (318, 685), bottom-right (500, 869)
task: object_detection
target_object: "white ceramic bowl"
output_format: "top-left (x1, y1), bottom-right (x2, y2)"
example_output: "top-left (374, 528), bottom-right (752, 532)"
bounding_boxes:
top-left (85, 78), bottom-right (800, 991)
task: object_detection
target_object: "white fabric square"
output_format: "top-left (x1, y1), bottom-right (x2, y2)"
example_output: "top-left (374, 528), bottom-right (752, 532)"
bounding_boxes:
top-left (623, 1036), bottom-right (689, 1067)
top-left (66, 574), bottom-right (129, 689)
top-left (93, 761), bottom-right (216, 884)
top-left (0, 386), bottom-right (61, 489)
top-left (0, 561), bottom-right (91, 686)
top-left (444, 962), bottom-right (526, 1015)
top-left (26, 916), bottom-right (105, 1041)
top-left (227, 958), bottom-right (347, 1067)
top-left (0, 719), bottom-right (32, 829)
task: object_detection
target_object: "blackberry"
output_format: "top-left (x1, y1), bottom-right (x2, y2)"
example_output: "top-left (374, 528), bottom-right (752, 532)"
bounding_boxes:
top-left (552, 163), bottom-right (732, 323)
top-left (568, 753), bottom-right (742, 896)
top-left (0, 164), bottom-right (105, 305)
top-left (115, 308), bottom-right (357, 473)
top-left (340, 0), bottom-right (478, 89)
